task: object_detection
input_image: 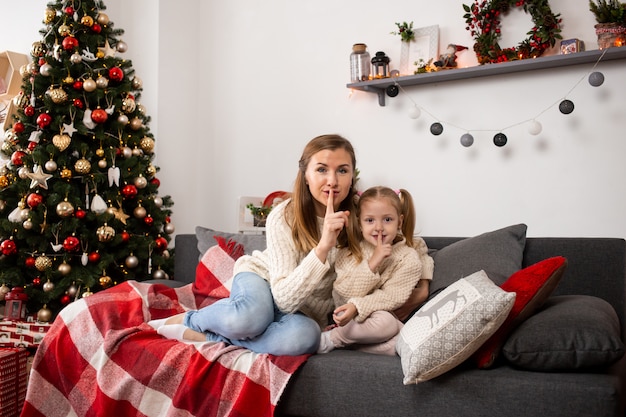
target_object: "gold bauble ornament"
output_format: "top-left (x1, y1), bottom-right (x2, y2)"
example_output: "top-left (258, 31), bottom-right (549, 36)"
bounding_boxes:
top-left (43, 280), bottom-right (54, 292)
top-left (82, 288), bottom-right (93, 298)
top-left (58, 262), bottom-right (71, 276)
top-left (36, 256), bottom-right (52, 271)
top-left (133, 205), bottom-right (146, 219)
top-left (53, 133), bottom-right (71, 151)
top-left (96, 148), bottom-right (105, 157)
top-left (63, 76), bottom-right (74, 84)
top-left (74, 158), bottom-right (91, 174)
top-left (58, 24), bottom-right (71, 37)
top-left (131, 77), bottom-right (143, 90)
top-left (44, 8), bottom-right (56, 24)
top-left (31, 41), bottom-right (46, 57)
top-left (140, 137), bottom-right (155, 153)
top-left (0, 176), bottom-right (9, 188)
top-left (145, 165), bottom-right (156, 178)
top-left (98, 159), bottom-right (107, 169)
top-left (56, 200), bottom-right (74, 217)
top-left (37, 305), bottom-right (52, 323)
top-left (81, 15), bottom-right (94, 27)
top-left (99, 275), bottom-right (113, 288)
top-left (60, 168), bottom-right (72, 179)
top-left (129, 118), bottom-right (143, 131)
top-left (83, 78), bottom-right (97, 92)
top-left (121, 96), bottom-right (136, 113)
top-left (95, 76), bottom-right (108, 89)
top-left (13, 92), bottom-right (28, 108)
top-left (48, 87), bottom-right (68, 104)
top-left (96, 224), bottom-right (115, 242)
top-left (96, 13), bottom-right (109, 25)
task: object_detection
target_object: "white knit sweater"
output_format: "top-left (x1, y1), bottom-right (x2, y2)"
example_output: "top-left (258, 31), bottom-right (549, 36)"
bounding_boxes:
top-left (233, 200), bottom-right (336, 328)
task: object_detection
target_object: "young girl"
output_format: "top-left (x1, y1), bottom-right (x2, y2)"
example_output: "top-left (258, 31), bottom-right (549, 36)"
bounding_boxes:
top-left (149, 134), bottom-right (360, 356)
top-left (317, 186), bottom-right (433, 355)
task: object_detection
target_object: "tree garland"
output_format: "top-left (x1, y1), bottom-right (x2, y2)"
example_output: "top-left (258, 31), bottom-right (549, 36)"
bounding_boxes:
top-left (463, 0), bottom-right (562, 64)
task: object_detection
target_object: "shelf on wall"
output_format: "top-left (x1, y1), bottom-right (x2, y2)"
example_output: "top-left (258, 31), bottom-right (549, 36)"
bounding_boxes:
top-left (346, 47), bottom-right (626, 106)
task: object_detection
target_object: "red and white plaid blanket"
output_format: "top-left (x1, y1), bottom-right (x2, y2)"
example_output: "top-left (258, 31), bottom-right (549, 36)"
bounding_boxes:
top-left (21, 280), bottom-right (309, 417)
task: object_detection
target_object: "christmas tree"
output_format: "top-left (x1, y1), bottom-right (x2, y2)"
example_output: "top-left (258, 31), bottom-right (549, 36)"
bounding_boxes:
top-left (0, 0), bottom-right (175, 322)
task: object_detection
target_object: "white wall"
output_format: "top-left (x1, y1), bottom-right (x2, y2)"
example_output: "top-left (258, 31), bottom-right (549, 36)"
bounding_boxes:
top-left (1, 0), bottom-right (625, 239)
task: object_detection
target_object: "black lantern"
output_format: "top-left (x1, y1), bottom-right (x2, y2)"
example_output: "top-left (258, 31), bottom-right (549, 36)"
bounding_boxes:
top-left (4, 287), bottom-right (27, 321)
top-left (371, 51), bottom-right (390, 79)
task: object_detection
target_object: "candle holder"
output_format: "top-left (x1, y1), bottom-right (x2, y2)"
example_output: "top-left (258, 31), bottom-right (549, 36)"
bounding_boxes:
top-left (371, 51), bottom-right (390, 79)
top-left (4, 287), bottom-right (27, 320)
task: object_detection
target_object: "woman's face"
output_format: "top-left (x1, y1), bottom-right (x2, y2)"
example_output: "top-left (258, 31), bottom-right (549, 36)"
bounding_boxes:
top-left (304, 148), bottom-right (354, 217)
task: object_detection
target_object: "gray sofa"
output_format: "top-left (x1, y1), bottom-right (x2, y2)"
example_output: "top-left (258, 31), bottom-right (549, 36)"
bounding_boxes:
top-left (165, 228), bottom-right (626, 417)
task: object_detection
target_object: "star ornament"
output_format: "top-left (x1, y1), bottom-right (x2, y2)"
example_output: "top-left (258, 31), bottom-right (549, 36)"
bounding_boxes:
top-left (108, 207), bottom-right (130, 225)
top-left (27, 165), bottom-right (53, 190)
top-left (99, 40), bottom-right (116, 58)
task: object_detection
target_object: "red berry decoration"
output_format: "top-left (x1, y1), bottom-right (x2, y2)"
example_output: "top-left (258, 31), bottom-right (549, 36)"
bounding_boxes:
top-left (24, 105), bottom-right (35, 116)
top-left (121, 184), bottom-right (138, 199)
top-left (108, 67), bottom-right (124, 82)
top-left (63, 236), bottom-right (81, 252)
top-left (11, 151), bottom-right (26, 166)
top-left (91, 108), bottom-right (108, 124)
top-left (37, 113), bottom-right (52, 128)
top-left (25, 256), bottom-right (36, 268)
top-left (0, 239), bottom-right (17, 256)
top-left (32, 277), bottom-right (42, 287)
top-left (88, 251), bottom-right (100, 263)
top-left (154, 236), bottom-right (168, 252)
top-left (26, 193), bottom-right (43, 208)
top-left (62, 36), bottom-right (79, 51)
top-left (13, 121), bottom-right (24, 133)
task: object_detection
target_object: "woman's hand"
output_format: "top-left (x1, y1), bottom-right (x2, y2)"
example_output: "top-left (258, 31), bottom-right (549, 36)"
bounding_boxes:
top-left (315, 191), bottom-right (349, 263)
top-left (393, 279), bottom-right (430, 322)
top-left (333, 303), bottom-right (357, 326)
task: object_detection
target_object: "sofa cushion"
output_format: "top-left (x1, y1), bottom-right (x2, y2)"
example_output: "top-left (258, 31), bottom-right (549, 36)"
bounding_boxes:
top-left (195, 226), bottom-right (267, 258)
top-left (429, 224), bottom-right (527, 296)
top-left (472, 256), bottom-right (567, 368)
top-left (502, 295), bottom-right (626, 370)
top-left (396, 270), bottom-right (515, 384)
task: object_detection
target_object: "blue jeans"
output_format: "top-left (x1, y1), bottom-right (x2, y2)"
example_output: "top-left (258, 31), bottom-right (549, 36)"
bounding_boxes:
top-left (184, 271), bottom-right (320, 355)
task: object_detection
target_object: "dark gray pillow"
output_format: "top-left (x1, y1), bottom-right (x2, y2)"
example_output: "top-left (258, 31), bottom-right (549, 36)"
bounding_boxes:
top-left (430, 224), bottom-right (527, 295)
top-left (502, 295), bottom-right (625, 370)
top-left (195, 226), bottom-right (267, 258)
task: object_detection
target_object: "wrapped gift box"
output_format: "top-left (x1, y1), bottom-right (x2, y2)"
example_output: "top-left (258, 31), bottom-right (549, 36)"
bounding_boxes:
top-left (0, 320), bottom-right (51, 349)
top-left (0, 348), bottom-right (28, 417)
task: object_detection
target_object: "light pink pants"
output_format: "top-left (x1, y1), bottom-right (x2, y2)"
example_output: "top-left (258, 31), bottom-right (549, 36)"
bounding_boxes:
top-left (329, 310), bottom-right (403, 356)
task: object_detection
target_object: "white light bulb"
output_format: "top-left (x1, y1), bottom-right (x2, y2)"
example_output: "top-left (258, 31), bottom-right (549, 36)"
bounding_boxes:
top-left (528, 120), bottom-right (542, 136)
top-left (408, 106), bottom-right (421, 119)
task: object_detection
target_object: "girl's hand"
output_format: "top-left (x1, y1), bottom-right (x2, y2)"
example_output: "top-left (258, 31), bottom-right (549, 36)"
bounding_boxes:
top-left (315, 191), bottom-right (349, 263)
top-left (369, 232), bottom-right (392, 272)
top-left (333, 303), bottom-right (357, 326)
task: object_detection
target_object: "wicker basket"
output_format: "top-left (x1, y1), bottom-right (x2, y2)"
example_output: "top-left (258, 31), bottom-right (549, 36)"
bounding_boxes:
top-left (595, 23), bottom-right (626, 49)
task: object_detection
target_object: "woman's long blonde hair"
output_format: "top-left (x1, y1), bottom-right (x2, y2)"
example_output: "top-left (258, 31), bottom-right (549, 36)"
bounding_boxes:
top-left (286, 134), bottom-right (360, 254)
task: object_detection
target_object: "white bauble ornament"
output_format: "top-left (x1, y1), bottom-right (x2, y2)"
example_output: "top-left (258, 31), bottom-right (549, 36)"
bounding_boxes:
top-left (528, 120), bottom-right (542, 136)
top-left (43, 280), bottom-right (54, 292)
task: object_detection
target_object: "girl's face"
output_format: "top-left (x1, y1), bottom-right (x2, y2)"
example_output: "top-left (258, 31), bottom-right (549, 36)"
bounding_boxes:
top-left (304, 148), bottom-right (354, 217)
top-left (358, 198), bottom-right (403, 246)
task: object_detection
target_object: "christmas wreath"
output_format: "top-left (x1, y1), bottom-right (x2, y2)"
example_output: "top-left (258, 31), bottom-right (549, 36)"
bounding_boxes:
top-left (463, 0), bottom-right (562, 64)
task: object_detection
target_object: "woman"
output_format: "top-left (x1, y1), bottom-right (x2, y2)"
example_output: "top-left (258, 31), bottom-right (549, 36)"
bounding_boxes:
top-left (151, 134), bottom-right (360, 355)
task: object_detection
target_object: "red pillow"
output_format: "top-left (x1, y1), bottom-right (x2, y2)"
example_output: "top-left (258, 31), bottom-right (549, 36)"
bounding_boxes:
top-left (473, 256), bottom-right (568, 368)
top-left (192, 237), bottom-right (245, 302)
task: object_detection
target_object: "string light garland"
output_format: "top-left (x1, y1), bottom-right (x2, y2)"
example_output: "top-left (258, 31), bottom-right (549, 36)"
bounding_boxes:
top-left (463, 0), bottom-right (563, 64)
top-left (389, 49), bottom-right (609, 147)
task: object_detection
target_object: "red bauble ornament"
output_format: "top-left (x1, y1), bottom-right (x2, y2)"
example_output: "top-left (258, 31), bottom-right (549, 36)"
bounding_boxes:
top-left (60, 294), bottom-right (71, 305)
top-left (154, 236), bottom-right (168, 252)
top-left (38, 58), bottom-right (46, 66)
top-left (32, 277), bottom-right (42, 287)
top-left (26, 193), bottom-right (43, 208)
top-left (120, 231), bottom-right (130, 242)
top-left (10, 151), bottom-right (26, 166)
top-left (27, 141), bottom-right (37, 152)
top-left (144, 216), bottom-right (154, 226)
top-left (13, 122), bottom-right (24, 134)
top-left (25, 256), bottom-right (36, 268)
top-left (91, 108), bottom-right (108, 124)
top-left (150, 178), bottom-right (160, 187)
top-left (73, 80), bottom-right (83, 90)
top-left (91, 23), bottom-right (101, 33)
top-left (88, 251), bottom-right (100, 263)
top-left (62, 36), bottom-right (79, 51)
top-left (64, 6), bottom-right (74, 15)
top-left (0, 240), bottom-right (17, 256)
top-left (75, 209), bottom-right (86, 219)
top-left (36, 113), bottom-right (52, 128)
top-left (108, 67), bottom-right (124, 82)
top-left (24, 106), bottom-right (35, 116)
top-left (63, 236), bottom-right (81, 252)
top-left (121, 184), bottom-right (138, 198)
top-left (73, 98), bottom-right (84, 109)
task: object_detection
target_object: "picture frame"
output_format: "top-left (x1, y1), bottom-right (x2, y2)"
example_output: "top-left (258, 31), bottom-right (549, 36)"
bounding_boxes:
top-left (238, 196), bottom-right (266, 234)
top-left (409, 25), bottom-right (440, 70)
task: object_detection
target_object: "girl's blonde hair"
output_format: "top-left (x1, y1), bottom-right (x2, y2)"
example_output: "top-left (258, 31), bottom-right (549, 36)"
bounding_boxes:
top-left (285, 134), bottom-right (360, 255)
top-left (350, 186), bottom-right (417, 263)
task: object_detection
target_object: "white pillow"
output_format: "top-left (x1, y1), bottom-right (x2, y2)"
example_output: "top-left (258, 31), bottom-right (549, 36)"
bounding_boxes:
top-left (396, 270), bottom-right (515, 384)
